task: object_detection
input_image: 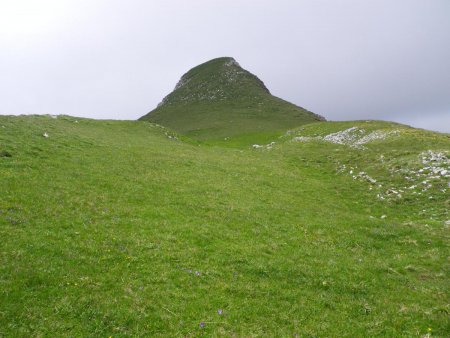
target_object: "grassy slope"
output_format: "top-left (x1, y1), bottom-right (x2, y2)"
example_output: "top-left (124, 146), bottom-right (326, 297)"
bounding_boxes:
top-left (0, 115), bottom-right (449, 337)
top-left (140, 57), bottom-right (323, 142)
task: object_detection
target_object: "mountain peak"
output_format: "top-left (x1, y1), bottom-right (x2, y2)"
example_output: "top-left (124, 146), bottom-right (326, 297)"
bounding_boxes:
top-left (140, 57), bottom-right (324, 141)
top-left (157, 56), bottom-right (270, 108)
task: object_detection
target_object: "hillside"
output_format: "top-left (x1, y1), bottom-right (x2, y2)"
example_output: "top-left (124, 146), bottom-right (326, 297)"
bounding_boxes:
top-left (0, 115), bottom-right (449, 336)
top-left (139, 57), bottom-right (324, 142)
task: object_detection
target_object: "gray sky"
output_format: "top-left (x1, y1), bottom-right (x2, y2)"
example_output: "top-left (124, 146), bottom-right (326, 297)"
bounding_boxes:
top-left (1, 0), bottom-right (449, 132)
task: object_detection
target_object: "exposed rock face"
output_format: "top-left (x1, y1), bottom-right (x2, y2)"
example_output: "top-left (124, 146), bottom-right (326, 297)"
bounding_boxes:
top-left (293, 127), bottom-right (399, 148)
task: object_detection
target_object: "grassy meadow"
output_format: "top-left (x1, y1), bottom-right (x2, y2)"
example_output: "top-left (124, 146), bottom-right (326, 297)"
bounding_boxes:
top-left (0, 115), bottom-right (449, 337)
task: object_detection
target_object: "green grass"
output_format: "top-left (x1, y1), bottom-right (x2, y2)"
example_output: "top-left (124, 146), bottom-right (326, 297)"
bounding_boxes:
top-left (0, 115), bottom-right (449, 337)
top-left (140, 57), bottom-right (323, 143)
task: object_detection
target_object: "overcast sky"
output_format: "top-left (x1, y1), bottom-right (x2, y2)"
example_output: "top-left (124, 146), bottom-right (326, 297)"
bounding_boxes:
top-left (1, 0), bottom-right (449, 132)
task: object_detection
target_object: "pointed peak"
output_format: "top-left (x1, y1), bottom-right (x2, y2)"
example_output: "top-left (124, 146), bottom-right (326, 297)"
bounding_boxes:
top-left (140, 57), bottom-right (324, 140)
top-left (197, 56), bottom-right (239, 66)
top-left (176, 56), bottom-right (243, 87)
top-left (157, 57), bottom-right (270, 107)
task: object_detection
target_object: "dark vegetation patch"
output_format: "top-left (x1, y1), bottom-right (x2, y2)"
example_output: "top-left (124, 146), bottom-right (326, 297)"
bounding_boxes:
top-left (0, 150), bottom-right (12, 157)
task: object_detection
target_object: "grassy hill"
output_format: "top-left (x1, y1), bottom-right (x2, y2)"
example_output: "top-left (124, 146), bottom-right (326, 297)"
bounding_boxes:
top-left (1, 114), bottom-right (449, 336)
top-left (139, 57), bottom-right (324, 143)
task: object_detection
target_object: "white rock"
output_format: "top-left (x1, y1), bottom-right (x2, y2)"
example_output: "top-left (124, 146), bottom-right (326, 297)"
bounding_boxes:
top-left (293, 136), bottom-right (315, 142)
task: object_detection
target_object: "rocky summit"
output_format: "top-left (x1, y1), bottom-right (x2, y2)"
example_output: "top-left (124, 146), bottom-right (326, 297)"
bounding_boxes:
top-left (140, 57), bottom-right (324, 142)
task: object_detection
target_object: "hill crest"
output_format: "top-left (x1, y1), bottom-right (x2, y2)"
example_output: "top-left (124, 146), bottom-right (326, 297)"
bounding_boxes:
top-left (140, 57), bottom-right (324, 142)
top-left (156, 57), bottom-right (271, 108)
